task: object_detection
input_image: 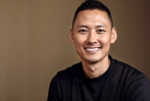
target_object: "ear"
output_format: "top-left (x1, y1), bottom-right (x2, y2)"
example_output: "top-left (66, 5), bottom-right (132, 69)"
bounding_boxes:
top-left (110, 27), bottom-right (117, 44)
top-left (70, 28), bottom-right (75, 44)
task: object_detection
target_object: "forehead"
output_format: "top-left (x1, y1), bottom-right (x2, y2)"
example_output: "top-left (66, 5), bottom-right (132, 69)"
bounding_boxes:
top-left (73, 9), bottom-right (111, 29)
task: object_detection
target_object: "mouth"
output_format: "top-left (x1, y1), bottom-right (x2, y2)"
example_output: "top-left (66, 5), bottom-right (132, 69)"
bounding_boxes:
top-left (84, 47), bottom-right (101, 53)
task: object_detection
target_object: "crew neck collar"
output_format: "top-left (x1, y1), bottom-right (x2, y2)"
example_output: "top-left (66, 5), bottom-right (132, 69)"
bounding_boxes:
top-left (77, 55), bottom-right (116, 85)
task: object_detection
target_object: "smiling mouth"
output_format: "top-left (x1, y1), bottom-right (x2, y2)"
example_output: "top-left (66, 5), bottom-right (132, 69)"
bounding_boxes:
top-left (84, 47), bottom-right (101, 52)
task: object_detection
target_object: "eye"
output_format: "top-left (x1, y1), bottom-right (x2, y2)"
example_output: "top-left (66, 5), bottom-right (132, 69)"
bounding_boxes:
top-left (78, 29), bottom-right (87, 33)
top-left (97, 29), bottom-right (105, 33)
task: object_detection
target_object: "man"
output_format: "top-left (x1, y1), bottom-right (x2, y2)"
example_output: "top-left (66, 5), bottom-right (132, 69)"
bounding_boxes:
top-left (48, 0), bottom-right (150, 101)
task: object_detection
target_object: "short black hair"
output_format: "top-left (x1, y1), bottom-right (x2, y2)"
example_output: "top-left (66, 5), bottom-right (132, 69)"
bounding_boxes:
top-left (72, 0), bottom-right (113, 28)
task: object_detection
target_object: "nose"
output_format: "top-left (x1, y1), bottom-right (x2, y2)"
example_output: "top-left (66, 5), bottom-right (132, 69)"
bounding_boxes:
top-left (86, 30), bottom-right (97, 44)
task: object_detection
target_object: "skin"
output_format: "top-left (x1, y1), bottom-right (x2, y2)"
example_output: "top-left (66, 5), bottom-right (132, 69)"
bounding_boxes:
top-left (70, 9), bottom-right (117, 79)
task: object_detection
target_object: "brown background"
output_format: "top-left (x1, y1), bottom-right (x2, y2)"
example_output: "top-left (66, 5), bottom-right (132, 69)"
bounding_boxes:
top-left (0, 0), bottom-right (150, 101)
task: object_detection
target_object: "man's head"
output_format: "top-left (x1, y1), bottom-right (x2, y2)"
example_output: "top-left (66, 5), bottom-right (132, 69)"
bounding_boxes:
top-left (70, 0), bottom-right (117, 64)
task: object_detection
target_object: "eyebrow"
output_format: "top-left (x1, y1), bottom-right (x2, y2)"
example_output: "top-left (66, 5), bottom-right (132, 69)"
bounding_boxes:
top-left (76, 25), bottom-right (105, 29)
top-left (95, 25), bottom-right (105, 28)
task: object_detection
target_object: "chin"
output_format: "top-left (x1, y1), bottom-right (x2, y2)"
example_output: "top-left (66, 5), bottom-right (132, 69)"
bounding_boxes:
top-left (81, 53), bottom-right (109, 64)
top-left (84, 58), bottom-right (102, 64)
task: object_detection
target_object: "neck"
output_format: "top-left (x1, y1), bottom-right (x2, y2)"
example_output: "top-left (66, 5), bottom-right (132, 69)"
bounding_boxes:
top-left (81, 55), bottom-right (110, 79)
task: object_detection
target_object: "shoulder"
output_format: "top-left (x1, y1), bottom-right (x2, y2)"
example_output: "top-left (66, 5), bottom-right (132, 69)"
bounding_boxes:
top-left (110, 58), bottom-right (148, 87)
top-left (115, 60), bottom-right (150, 100)
top-left (48, 63), bottom-right (81, 101)
top-left (53, 62), bottom-right (81, 82)
top-left (114, 59), bottom-right (143, 77)
top-left (112, 59), bottom-right (150, 100)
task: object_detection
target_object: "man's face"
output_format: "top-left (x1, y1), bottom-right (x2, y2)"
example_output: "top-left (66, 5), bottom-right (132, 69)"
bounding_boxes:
top-left (70, 9), bottom-right (117, 63)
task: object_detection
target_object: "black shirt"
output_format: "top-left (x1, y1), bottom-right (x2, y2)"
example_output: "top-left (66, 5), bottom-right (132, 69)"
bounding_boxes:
top-left (48, 56), bottom-right (150, 101)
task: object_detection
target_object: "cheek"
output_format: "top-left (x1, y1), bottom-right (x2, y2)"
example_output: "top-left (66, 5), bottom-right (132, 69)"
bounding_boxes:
top-left (74, 35), bottom-right (87, 45)
top-left (98, 35), bottom-right (111, 45)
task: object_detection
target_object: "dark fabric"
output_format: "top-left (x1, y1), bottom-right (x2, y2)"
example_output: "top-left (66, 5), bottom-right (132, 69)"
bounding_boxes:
top-left (47, 56), bottom-right (150, 101)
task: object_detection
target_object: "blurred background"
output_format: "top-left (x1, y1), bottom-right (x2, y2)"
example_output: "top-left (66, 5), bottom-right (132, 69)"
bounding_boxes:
top-left (0, 0), bottom-right (150, 101)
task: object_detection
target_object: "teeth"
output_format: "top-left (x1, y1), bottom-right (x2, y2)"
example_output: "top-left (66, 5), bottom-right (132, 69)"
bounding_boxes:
top-left (85, 48), bottom-right (100, 51)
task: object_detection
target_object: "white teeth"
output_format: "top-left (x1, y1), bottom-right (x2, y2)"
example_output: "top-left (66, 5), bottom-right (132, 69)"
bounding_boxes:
top-left (85, 48), bottom-right (100, 51)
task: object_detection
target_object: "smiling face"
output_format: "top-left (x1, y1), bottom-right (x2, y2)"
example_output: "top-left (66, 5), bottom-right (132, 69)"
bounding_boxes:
top-left (70, 9), bottom-right (117, 64)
